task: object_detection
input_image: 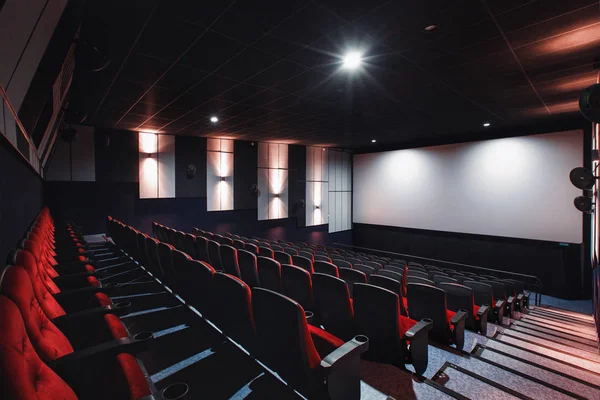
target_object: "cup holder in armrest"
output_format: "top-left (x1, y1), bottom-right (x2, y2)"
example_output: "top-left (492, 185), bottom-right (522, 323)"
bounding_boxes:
top-left (161, 382), bottom-right (189, 400)
top-left (133, 331), bottom-right (154, 341)
top-left (114, 301), bottom-right (131, 309)
top-left (353, 335), bottom-right (369, 344)
top-left (304, 311), bottom-right (314, 324)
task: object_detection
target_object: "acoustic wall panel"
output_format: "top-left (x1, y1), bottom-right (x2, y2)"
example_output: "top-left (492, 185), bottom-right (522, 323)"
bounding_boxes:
top-left (138, 132), bottom-right (175, 199)
top-left (207, 138), bottom-right (234, 211)
top-left (353, 130), bottom-right (583, 243)
top-left (46, 124), bottom-right (95, 181)
top-left (258, 142), bottom-right (289, 220)
top-left (306, 147), bottom-right (329, 226)
top-left (328, 150), bottom-right (352, 233)
top-left (157, 134), bottom-right (175, 198)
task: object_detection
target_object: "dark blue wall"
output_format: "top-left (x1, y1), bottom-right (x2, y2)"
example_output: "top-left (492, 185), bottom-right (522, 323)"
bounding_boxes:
top-left (44, 180), bottom-right (351, 245)
top-left (0, 137), bottom-right (43, 263)
top-left (45, 130), bottom-right (352, 246)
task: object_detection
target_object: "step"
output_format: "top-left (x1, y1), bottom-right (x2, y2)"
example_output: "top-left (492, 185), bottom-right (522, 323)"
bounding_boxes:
top-left (529, 309), bottom-right (597, 327)
top-left (482, 340), bottom-right (600, 386)
top-left (432, 362), bottom-right (523, 400)
top-left (521, 315), bottom-right (597, 336)
top-left (511, 322), bottom-right (599, 348)
top-left (509, 325), bottom-right (599, 353)
top-left (535, 306), bottom-right (594, 322)
top-left (501, 329), bottom-right (600, 361)
top-left (474, 345), bottom-right (600, 400)
top-left (494, 334), bottom-right (600, 373)
top-left (447, 354), bottom-right (575, 400)
top-left (513, 320), bottom-right (598, 342)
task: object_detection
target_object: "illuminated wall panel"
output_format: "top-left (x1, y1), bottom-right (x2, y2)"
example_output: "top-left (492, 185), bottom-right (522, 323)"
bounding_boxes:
top-left (306, 147), bottom-right (329, 226)
top-left (328, 150), bottom-right (352, 233)
top-left (207, 138), bottom-right (234, 211)
top-left (138, 132), bottom-right (175, 199)
top-left (258, 142), bottom-right (288, 220)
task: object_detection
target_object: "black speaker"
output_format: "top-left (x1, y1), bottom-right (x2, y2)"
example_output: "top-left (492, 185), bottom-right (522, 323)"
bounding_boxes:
top-left (574, 196), bottom-right (593, 213)
top-left (186, 164), bottom-right (197, 179)
top-left (579, 83), bottom-right (600, 123)
top-left (569, 167), bottom-right (596, 190)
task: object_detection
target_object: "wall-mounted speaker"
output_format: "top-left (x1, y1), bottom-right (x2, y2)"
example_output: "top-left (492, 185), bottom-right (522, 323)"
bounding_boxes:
top-left (574, 196), bottom-right (593, 213)
top-left (186, 164), bottom-right (197, 179)
top-left (579, 84), bottom-right (600, 123)
top-left (569, 167), bottom-right (597, 190)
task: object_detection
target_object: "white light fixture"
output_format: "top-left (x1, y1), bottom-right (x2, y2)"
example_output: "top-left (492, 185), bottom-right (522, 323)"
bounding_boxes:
top-left (483, 122), bottom-right (491, 127)
top-left (210, 116), bottom-right (219, 123)
top-left (424, 25), bottom-right (437, 32)
top-left (371, 139), bottom-right (377, 143)
top-left (342, 51), bottom-right (363, 69)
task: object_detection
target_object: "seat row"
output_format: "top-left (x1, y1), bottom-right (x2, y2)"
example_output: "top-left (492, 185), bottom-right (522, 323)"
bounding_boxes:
top-left (0, 208), bottom-right (188, 400)
top-left (153, 223), bottom-right (466, 353)
top-left (111, 218), bottom-right (374, 399)
top-left (185, 227), bottom-right (530, 339)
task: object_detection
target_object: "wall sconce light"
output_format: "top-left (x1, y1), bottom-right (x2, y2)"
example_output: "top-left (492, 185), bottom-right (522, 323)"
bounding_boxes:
top-left (275, 194), bottom-right (280, 198)
top-left (146, 153), bottom-right (153, 158)
top-left (315, 205), bottom-right (320, 210)
top-left (220, 177), bottom-right (226, 181)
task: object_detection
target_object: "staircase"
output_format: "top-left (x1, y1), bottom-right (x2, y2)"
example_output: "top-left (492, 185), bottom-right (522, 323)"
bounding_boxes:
top-left (427, 305), bottom-right (600, 400)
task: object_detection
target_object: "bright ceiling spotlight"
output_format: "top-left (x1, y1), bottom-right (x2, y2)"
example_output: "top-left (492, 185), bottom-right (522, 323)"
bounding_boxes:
top-left (483, 122), bottom-right (491, 127)
top-left (342, 51), bottom-right (363, 69)
top-left (210, 116), bottom-right (219, 123)
top-left (371, 139), bottom-right (377, 143)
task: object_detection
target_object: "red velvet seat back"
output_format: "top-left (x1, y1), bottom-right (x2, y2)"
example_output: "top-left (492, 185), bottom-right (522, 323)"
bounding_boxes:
top-left (211, 273), bottom-right (256, 349)
top-left (12, 249), bottom-right (67, 319)
top-left (219, 245), bottom-right (241, 278)
top-left (252, 288), bottom-right (322, 390)
top-left (0, 295), bottom-right (77, 400)
top-left (0, 266), bottom-right (74, 363)
top-left (312, 273), bottom-right (355, 341)
top-left (257, 256), bottom-right (282, 293)
top-left (281, 264), bottom-right (315, 311)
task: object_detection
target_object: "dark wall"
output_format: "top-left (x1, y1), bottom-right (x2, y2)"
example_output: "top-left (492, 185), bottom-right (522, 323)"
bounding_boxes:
top-left (45, 130), bottom-right (351, 246)
top-left (353, 223), bottom-right (584, 299)
top-left (0, 137), bottom-right (43, 263)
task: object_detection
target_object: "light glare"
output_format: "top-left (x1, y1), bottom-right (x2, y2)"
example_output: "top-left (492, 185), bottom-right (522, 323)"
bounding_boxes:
top-left (210, 116), bottom-right (219, 123)
top-left (343, 52), bottom-right (363, 69)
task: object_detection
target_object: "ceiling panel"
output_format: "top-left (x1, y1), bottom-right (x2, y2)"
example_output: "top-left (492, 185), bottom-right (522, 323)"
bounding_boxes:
top-left (72, 0), bottom-right (595, 148)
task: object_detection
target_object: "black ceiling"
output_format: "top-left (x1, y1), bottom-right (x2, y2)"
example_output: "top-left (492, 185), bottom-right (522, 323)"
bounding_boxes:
top-left (71, 0), bottom-right (600, 148)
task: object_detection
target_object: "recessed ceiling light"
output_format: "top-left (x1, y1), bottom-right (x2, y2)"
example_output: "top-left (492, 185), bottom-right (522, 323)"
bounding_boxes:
top-left (210, 116), bottom-right (219, 123)
top-left (483, 122), bottom-right (491, 127)
top-left (371, 139), bottom-right (377, 143)
top-left (343, 51), bottom-right (363, 69)
top-left (424, 24), bottom-right (437, 32)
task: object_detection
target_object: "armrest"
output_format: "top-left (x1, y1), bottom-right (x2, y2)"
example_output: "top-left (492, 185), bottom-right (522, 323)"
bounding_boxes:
top-left (495, 300), bottom-right (505, 310)
top-left (450, 310), bottom-right (468, 326)
top-left (405, 318), bottom-right (433, 340)
top-left (450, 310), bottom-right (467, 351)
top-left (54, 283), bottom-right (121, 300)
top-left (517, 294), bottom-right (524, 301)
top-left (49, 334), bottom-right (154, 387)
top-left (507, 296), bottom-right (515, 304)
top-left (477, 305), bottom-right (490, 317)
top-left (52, 271), bottom-right (96, 284)
top-left (405, 319), bottom-right (432, 376)
top-left (320, 335), bottom-right (369, 372)
top-left (477, 305), bottom-right (490, 336)
top-left (320, 335), bottom-right (368, 400)
top-left (53, 302), bottom-right (131, 326)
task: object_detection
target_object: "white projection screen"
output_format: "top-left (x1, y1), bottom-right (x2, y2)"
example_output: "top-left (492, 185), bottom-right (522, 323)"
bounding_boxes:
top-left (353, 130), bottom-right (583, 243)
